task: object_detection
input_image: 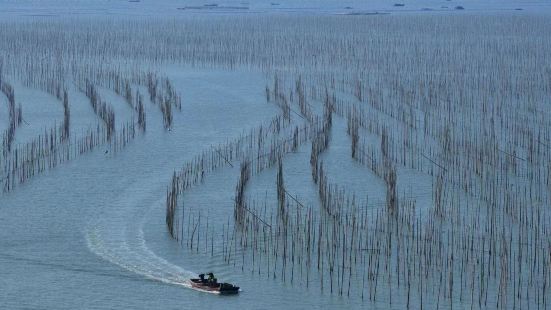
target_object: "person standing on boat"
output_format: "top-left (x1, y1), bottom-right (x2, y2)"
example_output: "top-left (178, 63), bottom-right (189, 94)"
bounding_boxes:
top-left (207, 272), bottom-right (215, 283)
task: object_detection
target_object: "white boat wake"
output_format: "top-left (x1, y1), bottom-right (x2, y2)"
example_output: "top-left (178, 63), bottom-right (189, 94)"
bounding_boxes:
top-left (85, 185), bottom-right (196, 289)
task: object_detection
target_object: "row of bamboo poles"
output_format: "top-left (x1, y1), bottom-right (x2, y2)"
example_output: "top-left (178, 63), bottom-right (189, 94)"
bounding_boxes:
top-left (166, 74), bottom-right (550, 308)
top-left (0, 68), bottom-right (23, 158)
top-left (1, 64), bottom-right (183, 193)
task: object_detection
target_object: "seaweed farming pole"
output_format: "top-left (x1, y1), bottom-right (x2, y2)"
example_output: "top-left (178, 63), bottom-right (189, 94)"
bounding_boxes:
top-left (496, 148), bottom-right (526, 161)
top-left (284, 189), bottom-right (305, 208)
top-left (231, 198), bottom-right (272, 229)
top-left (214, 147), bottom-right (234, 168)
top-left (277, 159), bottom-right (286, 214)
top-left (234, 160), bottom-right (251, 226)
top-left (290, 108), bottom-right (306, 120)
top-left (421, 153), bottom-right (447, 172)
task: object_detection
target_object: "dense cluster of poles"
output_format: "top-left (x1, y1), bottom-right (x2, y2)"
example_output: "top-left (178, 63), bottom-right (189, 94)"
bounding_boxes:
top-left (166, 72), bottom-right (550, 308)
top-left (1, 60), bottom-right (183, 193)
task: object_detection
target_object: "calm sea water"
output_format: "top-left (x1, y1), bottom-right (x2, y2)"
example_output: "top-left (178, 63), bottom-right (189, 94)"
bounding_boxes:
top-left (0, 69), bottom-right (378, 310)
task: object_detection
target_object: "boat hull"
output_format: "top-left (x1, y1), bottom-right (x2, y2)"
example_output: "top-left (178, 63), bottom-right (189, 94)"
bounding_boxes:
top-left (189, 279), bottom-right (240, 295)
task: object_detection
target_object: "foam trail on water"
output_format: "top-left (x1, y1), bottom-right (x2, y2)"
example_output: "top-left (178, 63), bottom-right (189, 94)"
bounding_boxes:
top-left (85, 184), bottom-right (196, 288)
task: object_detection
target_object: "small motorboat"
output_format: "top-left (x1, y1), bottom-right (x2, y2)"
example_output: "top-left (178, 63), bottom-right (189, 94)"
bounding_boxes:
top-left (190, 273), bottom-right (240, 295)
